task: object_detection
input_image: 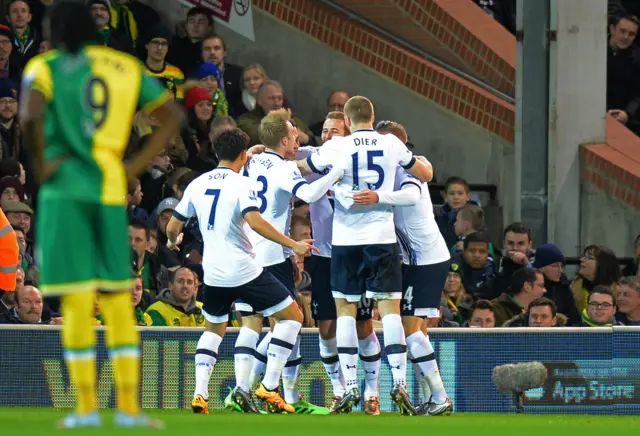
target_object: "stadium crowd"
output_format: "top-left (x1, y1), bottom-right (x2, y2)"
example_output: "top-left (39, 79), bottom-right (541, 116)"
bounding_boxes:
top-left (0, 0), bottom-right (638, 334)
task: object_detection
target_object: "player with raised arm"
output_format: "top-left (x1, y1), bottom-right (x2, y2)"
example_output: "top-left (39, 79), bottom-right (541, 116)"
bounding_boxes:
top-left (297, 111), bottom-right (381, 415)
top-left (233, 109), bottom-right (343, 414)
top-left (167, 129), bottom-right (319, 415)
top-left (353, 121), bottom-right (453, 416)
top-left (298, 96), bottom-right (433, 415)
top-left (20, 1), bottom-right (183, 429)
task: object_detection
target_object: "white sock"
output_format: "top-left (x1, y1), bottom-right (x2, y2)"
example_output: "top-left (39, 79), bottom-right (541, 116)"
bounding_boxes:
top-left (194, 331), bottom-right (222, 399)
top-left (408, 348), bottom-right (431, 401)
top-left (319, 336), bottom-right (346, 397)
top-left (358, 332), bottom-right (381, 399)
top-left (249, 331), bottom-right (272, 388)
top-left (406, 331), bottom-right (447, 403)
top-left (262, 320), bottom-right (301, 390)
top-left (234, 327), bottom-right (259, 392)
top-left (336, 316), bottom-right (358, 391)
top-left (381, 314), bottom-right (408, 387)
top-left (282, 336), bottom-right (302, 404)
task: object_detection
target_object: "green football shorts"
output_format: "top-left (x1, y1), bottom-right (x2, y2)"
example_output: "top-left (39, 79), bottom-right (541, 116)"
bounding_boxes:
top-left (37, 198), bottom-right (132, 295)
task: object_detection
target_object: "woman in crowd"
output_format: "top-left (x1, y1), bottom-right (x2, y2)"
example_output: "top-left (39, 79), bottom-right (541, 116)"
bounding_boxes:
top-left (240, 63), bottom-right (268, 114)
top-left (181, 87), bottom-right (216, 172)
top-left (441, 262), bottom-right (472, 325)
top-left (571, 244), bottom-right (621, 313)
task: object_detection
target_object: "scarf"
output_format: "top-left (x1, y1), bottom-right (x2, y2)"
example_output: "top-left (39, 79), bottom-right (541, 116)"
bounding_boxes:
top-left (110, 2), bottom-right (138, 42)
top-left (446, 296), bottom-right (459, 314)
top-left (242, 89), bottom-right (256, 111)
top-left (581, 309), bottom-right (612, 327)
top-left (13, 25), bottom-right (32, 54)
top-left (99, 25), bottom-right (110, 44)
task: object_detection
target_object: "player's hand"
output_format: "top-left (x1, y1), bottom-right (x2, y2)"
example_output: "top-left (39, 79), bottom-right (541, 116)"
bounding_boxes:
top-left (50, 317), bottom-right (64, 325)
top-left (297, 130), bottom-right (310, 145)
top-left (167, 233), bottom-right (183, 251)
top-left (40, 157), bottom-right (67, 183)
top-left (292, 239), bottom-right (320, 257)
top-left (508, 251), bottom-right (529, 265)
top-left (353, 190), bottom-right (379, 205)
top-left (455, 241), bottom-right (464, 251)
top-left (247, 144), bottom-right (266, 158)
top-left (415, 155), bottom-right (429, 164)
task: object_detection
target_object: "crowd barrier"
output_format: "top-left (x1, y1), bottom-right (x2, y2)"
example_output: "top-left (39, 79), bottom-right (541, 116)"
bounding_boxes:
top-left (1, 326), bottom-right (639, 414)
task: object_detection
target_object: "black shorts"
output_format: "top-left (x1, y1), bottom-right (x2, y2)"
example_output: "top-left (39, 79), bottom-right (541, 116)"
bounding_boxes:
top-left (236, 260), bottom-right (295, 317)
top-left (203, 270), bottom-right (294, 323)
top-left (307, 255), bottom-right (372, 321)
top-left (331, 243), bottom-right (402, 303)
top-left (401, 260), bottom-right (450, 318)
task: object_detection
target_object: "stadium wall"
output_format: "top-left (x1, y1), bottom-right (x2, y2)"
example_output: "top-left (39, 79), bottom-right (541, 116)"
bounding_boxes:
top-left (1, 326), bottom-right (639, 414)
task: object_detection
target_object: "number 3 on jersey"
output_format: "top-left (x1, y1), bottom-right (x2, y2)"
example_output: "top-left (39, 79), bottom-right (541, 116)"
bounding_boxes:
top-left (85, 77), bottom-right (109, 129)
top-left (352, 150), bottom-right (384, 190)
top-left (256, 175), bottom-right (268, 213)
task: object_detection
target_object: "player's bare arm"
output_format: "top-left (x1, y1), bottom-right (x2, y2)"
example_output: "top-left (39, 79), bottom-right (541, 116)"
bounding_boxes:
top-left (244, 210), bottom-right (319, 257)
top-left (125, 101), bottom-right (184, 179)
top-left (165, 216), bottom-right (185, 251)
top-left (406, 156), bottom-right (433, 183)
top-left (20, 89), bottom-right (64, 183)
top-left (296, 158), bottom-right (313, 175)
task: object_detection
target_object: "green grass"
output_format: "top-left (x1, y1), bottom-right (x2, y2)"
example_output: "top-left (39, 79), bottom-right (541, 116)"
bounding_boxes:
top-left (1, 409), bottom-right (638, 435)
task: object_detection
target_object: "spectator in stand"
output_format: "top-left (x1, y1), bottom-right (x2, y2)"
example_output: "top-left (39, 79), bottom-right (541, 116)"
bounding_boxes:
top-left (167, 7), bottom-right (213, 78)
top-left (492, 267), bottom-right (546, 326)
top-left (0, 284), bottom-right (41, 323)
top-left (472, 0), bottom-right (516, 34)
top-left (607, 13), bottom-right (640, 135)
top-left (237, 80), bottom-right (316, 146)
top-left (0, 175), bottom-right (22, 203)
top-left (452, 204), bottom-right (495, 258)
top-left (504, 297), bottom-right (564, 327)
top-left (152, 197), bottom-right (181, 268)
top-left (200, 34), bottom-right (244, 117)
top-left (309, 90), bottom-right (350, 136)
top-left (442, 261), bottom-right (472, 325)
top-left (0, 24), bottom-right (20, 83)
top-left (112, 0), bottom-right (159, 51)
top-left (7, 0), bottom-right (40, 65)
top-left (0, 158), bottom-right (29, 204)
top-left (129, 219), bottom-right (160, 294)
top-left (533, 243), bottom-right (579, 325)
top-left (623, 233), bottom-right (640, 276)
top-left (182, 86), bottom-right (215, 168)
top-left (239, 63), bottom-right (267, 116)
top-left (579, 286), bottom-right (620, 326)
top-left (452, 232), bottom-right (496, 300)
top-left (87, 0), bottom-right (133, 54)
top-left (195, 62), bottom-right (228, 116)
top-left (2, 200), bottom-right (31, 234)
top-left (467, 299), bottom-right (497, 328)
top-left (571, 244), bottom-right (621, 314)
top-left (129, 106), bottom-right (188, 167)
top-left (145, 267), bottom-right (205, 327)
top-left (131, 273), bottom-right (154, 326)
top-left (20, 0), bottom-right (53, 36)
top-left (127, 177), bottom-right (148, 222)
top-left (493, 222), bottom-right (534, 295)
top-left (616, 276), bottom-right (640, 325)
top-left (0, 266), bottom-right (21, 317)
top-left (143, 23), bottom-right (184, 102)
top-left (0, 79), bottom-right (26, 162)
top-left (437, 176), bottom-right (476, 248)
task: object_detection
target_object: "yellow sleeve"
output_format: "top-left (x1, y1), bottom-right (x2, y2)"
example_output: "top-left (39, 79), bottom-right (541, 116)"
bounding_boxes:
top-left (22, 55), bottom-right (54, 102)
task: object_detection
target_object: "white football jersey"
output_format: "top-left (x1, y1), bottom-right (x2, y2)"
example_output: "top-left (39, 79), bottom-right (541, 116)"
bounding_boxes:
top-left (297, 146), bottom-right (333, 258)
top-left (307, 130), bottom-right (416, 246)
top-left (174, 167), bottom-right (262, 287)
top-left (245, 151), bottom-right (307, 267)
top-left (393, 170), bottom-right (451, 266)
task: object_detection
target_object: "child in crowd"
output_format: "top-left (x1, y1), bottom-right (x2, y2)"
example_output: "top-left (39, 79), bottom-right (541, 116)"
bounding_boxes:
top-left (453, 232), bottom-right (498, 301)
top-left (437, 176), bottom-right (477, 247)
top-left (453, 204), bottom-right (496, 259)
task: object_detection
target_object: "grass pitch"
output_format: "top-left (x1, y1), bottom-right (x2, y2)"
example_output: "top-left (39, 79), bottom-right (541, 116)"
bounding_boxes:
top-left (0, 409), bottom-right (637, 435)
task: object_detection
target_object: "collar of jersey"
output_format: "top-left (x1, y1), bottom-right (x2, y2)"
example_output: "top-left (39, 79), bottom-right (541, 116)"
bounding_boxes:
top-left (351, 128), bottom-right (375, 132)
top-left (264, 150), bottom-right (284, 160)
top-left (217, 166), bottom-right (234, 171)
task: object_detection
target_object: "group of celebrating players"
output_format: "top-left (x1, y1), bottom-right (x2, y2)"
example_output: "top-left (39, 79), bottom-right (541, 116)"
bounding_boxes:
top-left (20, 1), bottom-right (452, 428)
top-left (166, 97), bottom-right (453, 417)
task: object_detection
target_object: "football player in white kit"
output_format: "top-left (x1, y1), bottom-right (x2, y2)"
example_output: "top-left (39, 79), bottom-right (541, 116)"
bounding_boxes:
top-left (353, 121), bottom-right (453, 416)
top-left (233, 109), bottom-right (345, 414)
top-left (298, 97), bottom-right (434, 415)
top-left (165, 129), bottom-right (319, 415)
top-left (297, 111), bottom-right (381, 415)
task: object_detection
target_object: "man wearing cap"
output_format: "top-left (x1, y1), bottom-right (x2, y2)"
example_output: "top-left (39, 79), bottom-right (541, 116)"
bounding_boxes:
top-left (195, 62), bottom-right (228, 115)
top-left (0, 24), bottom-right (22, 83)
top-left (6, 0), bottom-right (41, 65)
top-left (532, 243), bottom-right (579, 325)
top-left (2, 200), bottom-right (32, 235)
top-left (87, 0), bottom-right (134, 54)
top-left (0, 79), bottom-right (25, 164)
top-left (143, 23), bottom-right (185, 102)
top-left (152, 197), bottom-right (181, 268)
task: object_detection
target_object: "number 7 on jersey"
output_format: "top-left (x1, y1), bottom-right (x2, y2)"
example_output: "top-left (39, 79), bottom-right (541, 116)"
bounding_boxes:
top-left (205, 189), bottom-right (221, 230)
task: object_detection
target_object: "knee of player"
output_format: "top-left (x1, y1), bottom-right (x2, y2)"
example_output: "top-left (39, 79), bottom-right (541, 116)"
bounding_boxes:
top-left (356, 319), bottom-right (374, 339)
